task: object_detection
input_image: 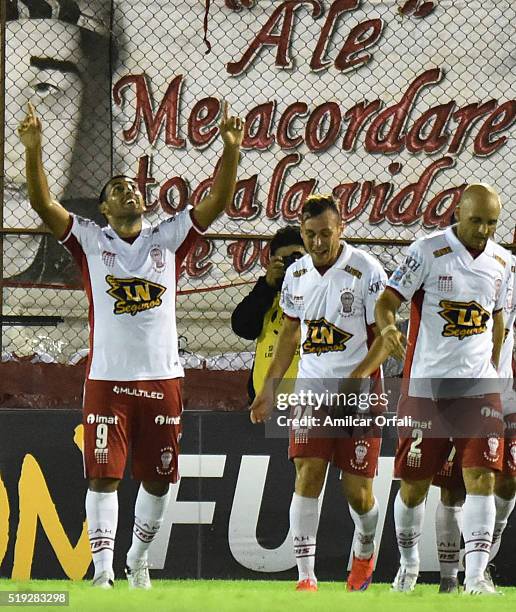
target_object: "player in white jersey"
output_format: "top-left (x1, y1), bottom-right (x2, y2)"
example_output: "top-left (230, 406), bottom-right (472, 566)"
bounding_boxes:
top-left (433, 253), bottom-right (516, 593)
top-left (250, 195), bottom-right (389, 592)
top-left (374, 184), bottom-right (513, 595)
top-left (18, 102), bottom-right (244, 588)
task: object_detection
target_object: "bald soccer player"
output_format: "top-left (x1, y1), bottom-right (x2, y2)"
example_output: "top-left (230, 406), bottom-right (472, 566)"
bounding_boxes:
top-left (375, 184), bottom-right (513, 595)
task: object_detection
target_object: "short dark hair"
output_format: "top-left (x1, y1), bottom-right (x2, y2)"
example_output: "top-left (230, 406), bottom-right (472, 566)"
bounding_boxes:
top-left (300, 194), bottom-right (340, 222)
top-left (98, 175), bottom-right (132, 204)
top-left (269, 225), bottom-right (303, 255)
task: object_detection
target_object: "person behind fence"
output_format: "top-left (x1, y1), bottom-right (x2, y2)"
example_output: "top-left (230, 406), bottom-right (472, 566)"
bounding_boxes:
top-left (374, 183), bottom-right (513, 595)
top-left (250, 194), bottom-right (389, 592)
top-left (231, 226), bottom-right (305, 403)
top-left (17, 101), bottom-right (244, 589)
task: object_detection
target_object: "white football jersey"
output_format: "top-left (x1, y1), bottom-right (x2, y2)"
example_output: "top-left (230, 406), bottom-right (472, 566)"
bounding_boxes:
top-left (280, 243), bottom-right (387, 381)
top-left (387, 226), bottom-right (513, 398)
top-left (61, 208), bottom-right (202, 381)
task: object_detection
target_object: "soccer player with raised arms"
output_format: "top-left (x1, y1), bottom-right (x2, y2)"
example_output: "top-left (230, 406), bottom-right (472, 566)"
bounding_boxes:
top-left (375, 184), bottom-right (513, 595)
top-left (250, 194), bottom-right (389, 592)
top-left (17, 101), bottom-right (244, 589)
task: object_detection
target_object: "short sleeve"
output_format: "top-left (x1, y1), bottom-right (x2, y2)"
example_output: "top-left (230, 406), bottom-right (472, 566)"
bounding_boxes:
top-left (59, 214), bottom-right (102, 256)
top-left (387, 239), bottom-right (429, 302)
top-left (364, 260), bottom-right (388, 325)
top-left (279, 269), bottom-right (302, 319)
top-left (496, 251), bottom-right (514, 312)
top-left (158, 206), bottom-right (204, 253)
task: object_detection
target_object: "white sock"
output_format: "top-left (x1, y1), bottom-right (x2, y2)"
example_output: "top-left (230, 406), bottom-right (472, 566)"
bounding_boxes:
top-left (463, 494), bottom-right (495, 583)
top-left (126, 485), bottom-right (170, 568)
top-left (85, 490), bottom-right (118, 578)
top-left (489, 494), bottom-right (516, 562)
top-left (394, 491), bottom-right (424, 570)
top-left (349, 498), bottom-right (378, 559)
top-left (289, 493), bottom-right (318, 582)
top-left (435, 502), bottom-right (462, 579)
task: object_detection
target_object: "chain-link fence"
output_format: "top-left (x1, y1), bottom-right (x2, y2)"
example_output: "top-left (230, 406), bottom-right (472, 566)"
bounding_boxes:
top-left (2, 1), bottom-right (515, 374)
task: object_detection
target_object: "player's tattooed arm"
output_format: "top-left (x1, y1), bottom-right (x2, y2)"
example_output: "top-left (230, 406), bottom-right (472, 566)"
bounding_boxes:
top-left (374, 288), bottom-right (407, 362)
top-left (192, 100), bottom-right (245, 229)
top-left (17, 102), bottom-right (71, 239)
top-left (250, 316), bottom-right (300, 424)
top-left (492, 309), bottom-right (505, 370)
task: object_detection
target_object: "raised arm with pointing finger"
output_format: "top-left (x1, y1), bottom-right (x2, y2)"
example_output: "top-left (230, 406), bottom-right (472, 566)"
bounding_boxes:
top-left (18, 100), bottom-right (244, 238)
top-left (17, 102), bottom-right (71, 239)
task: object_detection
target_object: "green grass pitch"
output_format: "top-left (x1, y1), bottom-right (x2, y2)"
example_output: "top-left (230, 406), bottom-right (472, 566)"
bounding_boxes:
top-left (1, 580), bottom-right (515, 611)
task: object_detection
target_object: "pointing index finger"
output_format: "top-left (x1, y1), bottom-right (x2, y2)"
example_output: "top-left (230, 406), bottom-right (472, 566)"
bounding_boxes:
top-left (27, 101), bottom-right (35, 118)
top-left (222, 100), bottom-right (228, 123)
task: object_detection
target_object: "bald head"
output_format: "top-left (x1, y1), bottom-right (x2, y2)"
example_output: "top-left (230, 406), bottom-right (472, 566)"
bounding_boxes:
top-left (455, 183), bottom-right (501, 250)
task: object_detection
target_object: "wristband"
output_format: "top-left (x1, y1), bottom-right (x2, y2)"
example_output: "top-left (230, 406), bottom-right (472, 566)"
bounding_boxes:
top-left (380, 324), bottom-right (398, 336)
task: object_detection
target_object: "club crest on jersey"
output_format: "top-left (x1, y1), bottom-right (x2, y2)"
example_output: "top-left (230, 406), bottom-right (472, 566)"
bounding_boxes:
top-left (302, 318), bottom-right (353, 355)
top-left (438, 299), bottom-right (490, 340)
top-left (106, 275), bottom-right (166, 316)
top-left (150, 245), bottom-right (166, 272)
top-left (340, 290), bottom-right (355, 315)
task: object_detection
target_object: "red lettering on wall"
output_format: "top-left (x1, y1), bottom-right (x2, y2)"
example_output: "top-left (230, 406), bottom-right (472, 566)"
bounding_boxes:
top-left (188, 97), bottom-right (220, 148)
top-left (305, 102), bottom-right (342, 151)
top-left (334, 18), bottom-right (383, 72)
top-left (277, 102), bottom-right (309, 149)
top-left (113, 74), bottom-right (185, 147)
top-left (385, 156), bottom-right (455, 224)
top-left (266, 153), bottom-right (302, 219)
top-left (423, 184), bottom-right (464, 228)
top-left (310, 0), bottom-right (358, 71)
top-left (365, 68), bottom-right (442, 154)
top-left (242, 102), bottom-right (276, 150)
top-left (447, 101), bottom-right (497, 155)
top-left (159, 176), bottom-right (189, 215)
top-left (474, 101), bottom-right (516, 156)
top-left (227, 239), bottom-right (262, 273)
top-left (227, 176), bottom-right (260, 219)
top-left (136, 155), bottom-right (159, 212)
top-left (341, 100), bottom-right (382, 151)
top-left (281, 179), bottom-right (317, 220)
top-left (181, 238), bottom-right (214, 278)
top-left (226, 1), bottom-right (323, 75)
top-left (406, 102), bottom-right (455, 153)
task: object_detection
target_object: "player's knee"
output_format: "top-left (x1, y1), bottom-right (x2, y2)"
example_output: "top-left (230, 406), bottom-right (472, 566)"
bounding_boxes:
top-left (440, 487), bottom-right (465, 507)
top-left (400, 479), bottom-right (430, 507)
top-left (495, 474), bottom-right (516, 500)
top-left (347, 486), bottom-right (373, 514)
top-left (463, 467), bottom-right (495, 495)
top-left (143, 481), bottom-right (170, 497)
top-left (89, 478), bottom-right (120, 493)
top-left (294, 460), bottom-right (326, 497)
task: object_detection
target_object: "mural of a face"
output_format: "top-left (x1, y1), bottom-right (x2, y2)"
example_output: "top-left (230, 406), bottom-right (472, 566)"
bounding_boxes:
top-left (4, 19), bottom-right (85, 276)
top-left (4, 1), bottom-right (112, 283)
